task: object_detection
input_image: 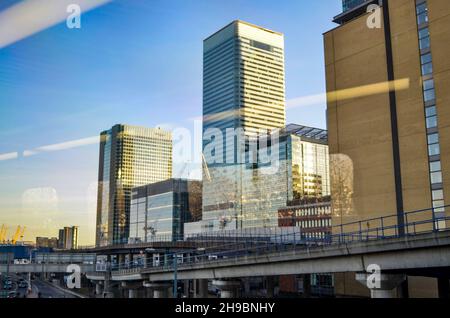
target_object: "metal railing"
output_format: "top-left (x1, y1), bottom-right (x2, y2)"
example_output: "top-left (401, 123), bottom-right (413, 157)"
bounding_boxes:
top-left (105, 206), bottom-right (450, 275)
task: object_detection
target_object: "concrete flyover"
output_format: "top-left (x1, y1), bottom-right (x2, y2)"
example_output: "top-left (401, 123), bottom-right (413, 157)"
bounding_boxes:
top-left (0, 263), bottom-right (95, 273)
top-left (105, 230), bottom-right (450, 282)
top-left (75, 240), bottom-right (251, 255)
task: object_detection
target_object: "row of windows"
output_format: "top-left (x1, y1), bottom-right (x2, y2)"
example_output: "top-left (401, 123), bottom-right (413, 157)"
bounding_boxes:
top-left (415, 0), bottom-right (446, 217)
top-left (342, 0), bottom-right (366, 12)
top-left (417, 2), bottom-right (429, 25)
top-left (303, 232), bottom-right (329, 240)
top-left (297, 219), bottom-right (331, 229)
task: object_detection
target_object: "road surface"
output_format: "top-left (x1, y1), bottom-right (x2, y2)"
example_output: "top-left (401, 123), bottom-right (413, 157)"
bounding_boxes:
top-left (32, 280), bottom-right (76, 298)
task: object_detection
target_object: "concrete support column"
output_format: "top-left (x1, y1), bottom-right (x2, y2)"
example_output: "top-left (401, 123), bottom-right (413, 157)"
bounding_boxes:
top-left (302, 274), bottom-right (311, 298)
top-left (194, 279), bottom-right (209, 298)
top-left (145, 283), bottom-right (171, 298)
top-left (184, 280), bottom-right (190, 298)
top-left (356, 273), bottom-right (406, 298)
top-left (213, 280), bottom-right (241, 298)
top-left (121, 281), bottom-right (143, 298)
top-left (266, 276), bottom-right (275, 298)
top-left (438, 278), bottom-right (450, 299)
top-left (143, 253), bottom-right (149, 268)
top-left (143, 281), bottom-right (154, 298)
top-left (128, 289), bottom-right (138, 299)
top-left (118, 254), bottom-right (125, 269)
top-left (95, 282), bottom-right (102, 295)
top-left (243, 279), bottom-right (251, 296)
top-left (127, 254), bottom-right (133, 267)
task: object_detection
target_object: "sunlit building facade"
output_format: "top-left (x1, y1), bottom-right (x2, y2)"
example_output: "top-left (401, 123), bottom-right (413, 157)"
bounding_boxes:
top-left (96, 124), bottom-right (172, 246)
top-left (203, 124), bottom-right (330, 230)
top-left (326, 0), bottom-right (449, 231)
top-left (57, 226), bottom-right (78, 250)
top-left (325, 0), bottom-right (450, 298)
top-left (35, 237), bottom-right (59, 249)
top-left (278, 198), bottom-right (332, 241)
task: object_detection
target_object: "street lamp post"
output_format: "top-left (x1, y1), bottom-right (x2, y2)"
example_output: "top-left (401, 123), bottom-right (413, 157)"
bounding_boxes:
top-left (173, 253), bottom-right (178, 298)
top-left (28, 248), bottom-right (37, 295)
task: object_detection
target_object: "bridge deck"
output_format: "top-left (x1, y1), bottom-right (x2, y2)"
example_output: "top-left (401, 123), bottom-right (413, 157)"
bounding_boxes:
top-left (108, 231), bottom-right (450, 281)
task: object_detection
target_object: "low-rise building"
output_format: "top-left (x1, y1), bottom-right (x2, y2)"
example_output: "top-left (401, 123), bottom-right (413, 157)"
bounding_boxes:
top-left (129, 179), bottom-right (202, 242)
top-left (35, 237), bottom-right (59, 248)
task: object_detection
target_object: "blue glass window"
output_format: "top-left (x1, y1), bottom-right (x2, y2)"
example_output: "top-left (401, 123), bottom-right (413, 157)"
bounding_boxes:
top-left (426, 106), bottom-right (436, 117)
top-left (424, 89), bottom-right (435, 102)
top-left (431, 171), bottom-right (443, 184)
top-left (432, 189), bottom-right (444, 201)
top-left (422, 62), bottom-right (433, 75)
top-left (421, 53), bottom-right (432, 64)
top-left (416, 2), bottom-right (427, 15)
top-left (423, 79), bottom-right (434, 91)
top-left (428, 133), bottom-right (439, 145)
top-left (426, 116), bottom-right (438, 128)
top-left (428, 144), bottom-right (440, 156)
top-left (420, 36), bottom-right (430, 50)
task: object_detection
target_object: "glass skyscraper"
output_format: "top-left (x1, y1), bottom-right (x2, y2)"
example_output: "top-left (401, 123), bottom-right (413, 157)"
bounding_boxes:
top-left (203, 20), bottom-right (286, 158)
top-left (202, 20), bottom-right (286, 230)
top-left (96, 124), bottom-right (172, 246)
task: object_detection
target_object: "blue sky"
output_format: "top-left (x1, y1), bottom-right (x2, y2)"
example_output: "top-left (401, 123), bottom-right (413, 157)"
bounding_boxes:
top-left (0, 0), bottom-right (341, 244)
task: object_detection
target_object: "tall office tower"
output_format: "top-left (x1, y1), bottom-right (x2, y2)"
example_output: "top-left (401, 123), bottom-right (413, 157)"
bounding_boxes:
top-left (58, 229), bottom-right (64, 249)
top-left (203, 20), bottom-right (285, 140)
top-left (58, 226), bottom-right (78, 250)
top-left (96, 125), bottom-right (172, 246)
top-left (325, 0), bottom-right (450, 297)
top-left (202, 20), bottom-right (286, 229)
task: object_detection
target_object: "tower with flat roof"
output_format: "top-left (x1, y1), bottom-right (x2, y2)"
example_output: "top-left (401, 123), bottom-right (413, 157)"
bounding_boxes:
top-left (96, 124), bottom-right (172, 246)
top-left (202, 20), bottom-right (286, 230)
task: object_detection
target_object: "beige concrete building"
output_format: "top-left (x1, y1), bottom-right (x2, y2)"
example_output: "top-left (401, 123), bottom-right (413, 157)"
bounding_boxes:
top-left (325, 0), bottom-right (450, 297)
top-left (325, 0), bottom-right (449, 233)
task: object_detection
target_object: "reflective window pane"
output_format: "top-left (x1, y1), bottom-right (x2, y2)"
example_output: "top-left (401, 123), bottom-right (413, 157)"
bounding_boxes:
top-left (430, 171), bottom-right (443, 184)
top-left (421, 53), bottom-right (432, 64)
top-left (430, 161), bottom-right (441, 173)
top-left (428, 133), bottom-right (439, 145)
top-left (417, 12), bottom-right (428, 25)
top-left (428, 144), bottom-right (440, 156)
top-left (426, 116), bottom-right (438, 128)
top-left (424, 88), bottom-right (435, 101)
top-left (432, 189), bottom-right (444, 201)
top-left (419, 36), bottom-right (430, 50)
top-left (433, 202), bottom-right (445, 214)
top-left (418, 27), bottom-right (429, 39)
top-left (426, 106), bottom-right (436, 117)
top-left (416, 3), bottom-right (427, 15)
top-left (423, 79), bottom-right (434, 91)
top-left (422, 62), bottom-right (433, 75)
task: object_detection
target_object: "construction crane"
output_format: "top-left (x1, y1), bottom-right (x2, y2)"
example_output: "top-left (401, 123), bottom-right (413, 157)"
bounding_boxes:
top-left (11, 225), bottom-right (26, 245)
top-left (0, 224), bottom-right (7, 243)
